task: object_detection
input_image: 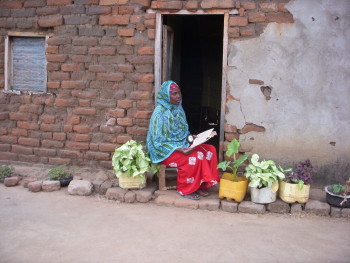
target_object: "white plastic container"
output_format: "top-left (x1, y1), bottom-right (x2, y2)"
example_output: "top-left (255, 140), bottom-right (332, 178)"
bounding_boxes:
top-left (250, 186), bottom-right (276, 204)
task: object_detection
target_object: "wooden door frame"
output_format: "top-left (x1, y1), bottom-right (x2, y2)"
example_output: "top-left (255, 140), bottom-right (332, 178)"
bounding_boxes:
top-left (154, 11), bottom-right (229, 161)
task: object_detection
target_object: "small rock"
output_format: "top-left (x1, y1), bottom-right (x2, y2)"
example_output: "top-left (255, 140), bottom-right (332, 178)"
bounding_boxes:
top-left (135, 187), bottom-right (156, 203)
top-left (330, 207), bottom-right (342, 218)
top-left (28, 181), bottom-right (43, 192)
top-left (221, 200), bottom-right (238, 213)
top-left (21, 177), bottom-right (37, 188)
top-left (106, 187), bottom-right (127, 201)
top-left (154, 195), bottom-right (176, 206)
top-left (199, 199), bottom-right (220, 211)
top-left (4, 176), bottom-right (20, 187)
top-left (267, 199), bottom-right (290, 214)
top-left (92, 179), bottom-right (104, 194)
top-left (341, 208), bottom-right (350, 218)
top-left (305, 200), bottom-right (330, 216)
top-left (238, 201), bottom-right (266, 214)
top-left (42, 180), bottom-right (61, 192)
top-left (100, 181), bottom-right (113, 195)
top-left (68, 180), bottom-right (93, 196)
top-left (290, 203), bottom-right (303, 214)
top-left (124, 191), bottom-right (136, 203)
top-left (174, 197), bottom-right (198, 209)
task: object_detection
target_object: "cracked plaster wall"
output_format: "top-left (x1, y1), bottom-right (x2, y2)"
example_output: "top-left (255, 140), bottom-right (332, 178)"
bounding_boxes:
top-left (226, 0), bottom-right (350, 185)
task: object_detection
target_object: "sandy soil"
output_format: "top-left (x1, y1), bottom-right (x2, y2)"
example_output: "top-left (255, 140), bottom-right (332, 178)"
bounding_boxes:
top-left (0, 183), bottom-right (349, 263)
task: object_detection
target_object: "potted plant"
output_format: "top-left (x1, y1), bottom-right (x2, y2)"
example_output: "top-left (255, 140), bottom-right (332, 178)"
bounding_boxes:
top-left (112, 140), bottom-right (158, 190)
top-left (325, 179), bottom-right (350, 208)
top-left (0, 165), bottom-right (15, 183)
top-left (279, 160), bottom-right (316, 204)
top-left (48, 164), bottom-right (73, 187)
top-left (244, 154), bottom-right (287, 204)
top-left (217, 139), bottom-right (249, 202)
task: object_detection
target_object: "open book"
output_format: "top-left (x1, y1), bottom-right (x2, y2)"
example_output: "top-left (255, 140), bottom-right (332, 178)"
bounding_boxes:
top-left (190, 128), bottom-right (217, 148)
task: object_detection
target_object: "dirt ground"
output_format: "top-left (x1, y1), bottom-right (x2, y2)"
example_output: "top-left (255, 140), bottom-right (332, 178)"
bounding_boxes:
top-left (1, 181), bottom-right (350, 263)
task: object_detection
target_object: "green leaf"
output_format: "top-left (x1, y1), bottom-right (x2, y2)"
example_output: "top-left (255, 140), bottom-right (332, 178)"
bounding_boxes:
top-left (298, 180), bottom-right (304, 190)
top-left (226, 139), bottom-right (239, 157)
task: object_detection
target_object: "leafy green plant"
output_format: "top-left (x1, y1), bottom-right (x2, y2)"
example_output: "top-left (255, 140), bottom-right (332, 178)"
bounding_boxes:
top-left (48, 165), bottom-right (71, 179)
top-left (112, 140), bottom-right (159, 178)
top-left (244, 154), bottom-right (289, 188)
top-left (332, 184), bottom-right (346, 194)
top-left (0, 165), bottom-right (14, 180)
top-left (217, 139), bottom-right (249, 182)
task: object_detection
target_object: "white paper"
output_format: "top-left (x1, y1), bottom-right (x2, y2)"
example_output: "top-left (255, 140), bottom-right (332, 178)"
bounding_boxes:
top-left (190, 128), bottom-right (216, 148)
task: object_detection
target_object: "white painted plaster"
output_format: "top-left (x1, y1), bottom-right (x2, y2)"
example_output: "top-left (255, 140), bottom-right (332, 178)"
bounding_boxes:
top-left (226, 0), bottom-right (350, 183)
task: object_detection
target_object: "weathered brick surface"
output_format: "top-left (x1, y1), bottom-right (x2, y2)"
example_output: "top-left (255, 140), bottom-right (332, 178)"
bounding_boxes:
top-left (198, 198), bottom-right (220, 211)
top-left (124, 191), bottom-right (136, 203)
top-left (135, 187), bottom-right (156, 203)
top-left (238, 201), bottom-right (266, 214)
top-left (305, 200), bottom-right (330, 216)
top-left (28, 180), bottom-right (43, 192)
top-left (174, 197), bottom-right (199, 209)
top-left (42, 180), bottom-right (61, 192)
top-left (267, 199), bottom-right (290, 214)
top-left (4, 176), bottom-right (20, 187)
top-left (221, 200), bottom-right (239, 213)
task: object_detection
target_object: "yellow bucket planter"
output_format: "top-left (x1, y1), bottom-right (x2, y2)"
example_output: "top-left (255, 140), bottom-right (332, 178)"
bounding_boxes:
top-left (279, 180), bottom-right (310, 204)
top-left (219, 172), bottom-right (248, 202)
top-left (119, 173), bottom-right (147, 190)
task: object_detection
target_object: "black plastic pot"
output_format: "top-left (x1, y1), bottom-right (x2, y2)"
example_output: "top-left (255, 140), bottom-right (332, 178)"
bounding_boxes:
top-left (59, 176), bottom-right (73, 187)
top-left (325, 186), bottom-right (350, 208)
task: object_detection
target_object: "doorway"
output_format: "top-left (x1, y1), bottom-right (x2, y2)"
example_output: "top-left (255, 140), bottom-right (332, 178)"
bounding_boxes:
top-left (159, 15), bottom-right (224, 152)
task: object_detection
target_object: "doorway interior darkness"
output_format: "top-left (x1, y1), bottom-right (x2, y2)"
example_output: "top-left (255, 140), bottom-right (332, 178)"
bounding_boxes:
top-left (162, 15), bottom-right (224, 151)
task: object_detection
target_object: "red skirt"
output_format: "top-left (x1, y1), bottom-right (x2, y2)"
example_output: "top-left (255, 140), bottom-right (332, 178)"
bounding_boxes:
top-left (161, 144), bottom-right (220, 195)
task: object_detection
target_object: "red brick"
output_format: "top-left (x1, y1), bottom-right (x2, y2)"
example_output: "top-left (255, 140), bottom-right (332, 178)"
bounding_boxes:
top-left (38, 15), bottom-right (63, 27)
top-left (11, 145), bottom-right (33, 155)
top-left (66, 116), bottom-right (80, 125)
top-left (89, 47), bottom-right (116, 55)
top-left (228, 27), bottom-right (240, 38)
top-left (50, 72), bottom-right (70, 80)
top-left (225, 132), bottom-right (239, 141)
top-left (34, 148), bottom-right (57, 157)
top-left (136, 23), bottom-right (145, 31)
top-left (72, 37), bottom-right (98, 46)
top-left (99, 143), bottom-right (117, 152)
top-left (130, 91), bottom-right (151, 100)
top-left (108, 109), bottom-right (125, 118)
top-left (73, 134), bottom-right (91, 142)
top-left (151, 1), bottom-right (182, 9)
top-left (249, 79), bottom-right (264, 85)
top-left (100, 125), bottom-right (124, 134)
top-left (61, 64), bottom-right (84, 72)
top-left (17, 121), bottom-right (39, 130)
top-left (147, 29), bottom-right (155, 40)
top-left (88, 65), bottom-right (106, 72)
top-left (238, 123), bottom-right (265, 134)
top-left (9, 112), bottom-right (31, 121)
top-left (73, 125), bottom-right (93, 133)
top-left (117, 99), bottom-right (133, 108)
top-left (0, 1), bottom-right (23, 9)
top-left (66, 141), bottom-right (89, 150)
top-left (118, 6), bottom-right (134, 14)
top-left (55, 98), bottom-right (77, 107)
top-left (100, 0), bottom-right (128, 5)
top-left (97, 73), bottom-right (124, 82)
top-left (86, 151), bottom-right (110, 160)
top-left (144, 19), bottom-right (155, 28)
top-left (126, 127), bottom-right (147, 136)
top-left (99, 15), bottom-right (130, 25)
top-left (266, 13), bottom-right (294, 23)
top-left (42, 139), bottom-right (64, 148)
top-left (18, 137), bottom-right (40, 147)
top-left (73, 107), bottom-right (96, 115)
top-left (129, 56), bottom-right (153, 64)
top-left (118, 28), bottom-right (135, 37)
top-left (72, 55), bottom-right (91, 63)
top-left (185, 1), bottom-right (198, 10)
top-left (47, 54), bottom-right (67, 63)
top-left (46, 46), bottom-right (58, 54)
top-left (240, 26), bottom-right (255, 36)
top-left (47, 0), bottom-right (72, 6)
top-left (0, 112), bottom-right (9, 121)
top-left (137, 83), bottom-right (153, 91)
top-left (89, 143), bottom-right (99, 151)
top-left (137, 100), bottom-right (153, 109)
top-left (117, 118), bottom-right (133, 126)
top-left (53, 133), bottom-right (66, 141)
top-left (130, 14), bottom-right (142, 24)
top-left (278, 3), bottom-right (289, 13)
top-left (10, 128), bottom-right (27, 137)
top-left (241, 2), bottom-right (256, 10)
top-left (137, 46), bottom-right (154, 56)
top-left (61, 81), bottom-right (85, 90)
top-left (259, 3), bottom-right (278, 12)
top-left (64, 125), bottom-right (73, 132)
top-left (58, 149), bottom-right (82, 159)
top-left (19, 104), bottom-right (43, 114)
top-left (124, 37), bottom-right (147, 45)
top-left (130, 0), bottom-right (150, 7)
top-left (0, 152), bottom-right (18, 161)
top-left (47, 81), bottom-right (60, 89)
top-left (135, 111), bottom-right (152, 119)
top-left (71, 90), bottom-right (97, 99)
top-left (229, 16), bottom-right (248, 27)
top-left (40, 115), bottom-right (56, 124)
top-left (116, 135), bottom-right (132, 144)
top-left (40, 124), bottom-right (61, 132)
top-left (118, 64), bottom-right (134, 73)
top-left (18, 155), bottom-right (40, 163)
top-left (0, 129), bottom-right (8, 136)
top-left (79, 99), bottom-right (90, 107)
top-left (248, 12), bottom-right (266, 23)
top-left (0, 144), bottom-right (11, 152)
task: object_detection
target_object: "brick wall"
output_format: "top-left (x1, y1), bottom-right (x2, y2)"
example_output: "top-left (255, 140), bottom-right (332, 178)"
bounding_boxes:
top-left (0, 0), bottom-right (292, 168)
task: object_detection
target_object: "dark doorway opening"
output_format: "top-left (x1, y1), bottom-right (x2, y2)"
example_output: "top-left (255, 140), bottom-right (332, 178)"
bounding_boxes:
top-left (162, 15), bottom-right (224, 151)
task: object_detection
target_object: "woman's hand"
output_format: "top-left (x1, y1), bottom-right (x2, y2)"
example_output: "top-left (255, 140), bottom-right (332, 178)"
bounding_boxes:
top-left (176, 147), bottom-right (193, 155)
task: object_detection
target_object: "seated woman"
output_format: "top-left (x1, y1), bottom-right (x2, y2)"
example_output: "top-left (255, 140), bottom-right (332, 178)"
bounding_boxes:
top-left (146, 80), bottom-right (220, 200)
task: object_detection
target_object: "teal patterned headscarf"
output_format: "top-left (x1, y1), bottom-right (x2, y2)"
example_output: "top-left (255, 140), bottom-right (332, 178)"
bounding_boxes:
top-left (146, 80), bottom-right (190, 163)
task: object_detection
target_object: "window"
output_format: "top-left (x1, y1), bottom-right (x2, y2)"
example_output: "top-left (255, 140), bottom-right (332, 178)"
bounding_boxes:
top-left (5, 33), bottom-right (47, 92)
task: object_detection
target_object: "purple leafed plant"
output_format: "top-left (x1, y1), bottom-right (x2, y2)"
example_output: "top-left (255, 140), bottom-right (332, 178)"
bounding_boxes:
top-left (285, 160), bottom-right (317, 185)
